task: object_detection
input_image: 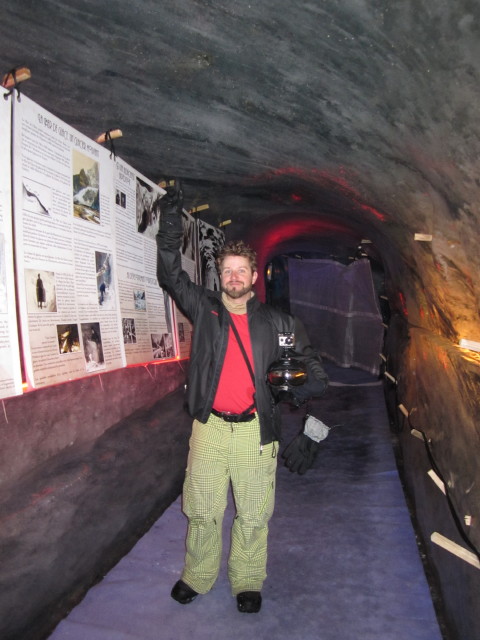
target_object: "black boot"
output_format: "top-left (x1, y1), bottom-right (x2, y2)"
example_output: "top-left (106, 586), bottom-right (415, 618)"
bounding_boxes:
top-left (236, 591), bottom-right (262, 613)
top-left (171, 580), bottom-right (198, 604)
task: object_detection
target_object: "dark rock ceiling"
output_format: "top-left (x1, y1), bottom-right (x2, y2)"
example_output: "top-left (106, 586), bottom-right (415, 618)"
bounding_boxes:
top-left (1, 0), bottom-right (480, 334)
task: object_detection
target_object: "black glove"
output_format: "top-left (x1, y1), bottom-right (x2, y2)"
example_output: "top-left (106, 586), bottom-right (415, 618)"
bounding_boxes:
top-left (288, 385), bottom-right (311, 406)
top-left (160, 179), bottom-right (183, 213)
top-left (282, 433), bottom-right (320, 474)
top-left (270, 387), bottom-right (304, 408)
top-left (273, 379), bottom-right (327, 408)
top-left (291, 377), bottom-right (327, 403)
top-left (282, 415), bottom-right (330, 474)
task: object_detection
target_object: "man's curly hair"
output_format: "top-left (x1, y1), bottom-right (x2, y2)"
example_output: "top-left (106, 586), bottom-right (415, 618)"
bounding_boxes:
top-left (216, 240), bottom-right (257, 273)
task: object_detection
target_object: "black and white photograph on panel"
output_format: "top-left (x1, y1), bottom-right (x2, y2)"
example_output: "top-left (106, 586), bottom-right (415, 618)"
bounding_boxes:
top-left (81, 322), bottom-right (105, 372)
top-left (197, 219), bottom-right (224, 291)
top-left (115, 188), bottom-right (127, 209)
top-left (133, 289), bottom-right (146, 311)
top-left (177, 321), bottom-right (185, 343)
top-left (135, 176), bottom-right (163, 240)
top-left (25, 269), bottom-right (57, 313)
top-left (151, 332), bottom-right (175, 359)
top-left (95, 251), bottom-right (115, 310)
top-left (122, 317), bottom-right (136, 344)
top-left (72, 150), bottom-right (100, 224)
top-left (181, 210), bottom-right (196, 261)
top-left (56, 323), bottom-right (81, 354)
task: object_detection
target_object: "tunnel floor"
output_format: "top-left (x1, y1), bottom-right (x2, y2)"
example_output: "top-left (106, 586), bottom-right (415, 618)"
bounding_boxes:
top-left (48, 363), bottom-right (443, 640)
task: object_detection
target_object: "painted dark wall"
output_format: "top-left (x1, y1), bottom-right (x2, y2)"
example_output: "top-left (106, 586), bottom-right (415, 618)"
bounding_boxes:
top-left (0, 364), bottom-right (190, 640)
top-left (383, 314), bottom-right (480, 640)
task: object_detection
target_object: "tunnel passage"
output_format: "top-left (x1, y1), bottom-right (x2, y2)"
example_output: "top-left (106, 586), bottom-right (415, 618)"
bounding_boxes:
top-left (213, 180), bottom-right (480, 640)
top-left (1, 1), bottom-right (480, 638)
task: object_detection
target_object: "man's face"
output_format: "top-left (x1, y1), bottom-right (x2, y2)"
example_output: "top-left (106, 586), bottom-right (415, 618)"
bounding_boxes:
top-left (220, 255), bottom-right (258, 301)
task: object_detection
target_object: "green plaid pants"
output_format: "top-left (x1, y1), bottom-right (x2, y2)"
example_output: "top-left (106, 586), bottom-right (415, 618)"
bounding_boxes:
top-left (181, 413), bottom-right (278, 596)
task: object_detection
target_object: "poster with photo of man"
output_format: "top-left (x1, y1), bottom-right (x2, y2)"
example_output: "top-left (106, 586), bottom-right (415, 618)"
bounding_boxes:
top-left (181, 210), bottom-right (196, 262)
top-left (136, 176), bottom-right (163, 240)
top-left (197, 219), bottom-right (224, 291)
top-left (95, 251), bottom-right (115, 310)
top-left (81, 322), bottom-right (105, 372)
top-left (24, 269), bottom-right (57, 313)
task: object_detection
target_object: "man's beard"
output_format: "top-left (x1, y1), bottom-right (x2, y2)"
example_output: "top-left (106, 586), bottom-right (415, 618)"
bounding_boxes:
top-left (221, 282), bottom-right (252, 300)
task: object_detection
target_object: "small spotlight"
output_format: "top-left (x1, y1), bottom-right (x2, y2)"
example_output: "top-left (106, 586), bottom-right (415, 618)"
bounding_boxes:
top-left (1, 66), bottom-right (31, 89)
top-left (95, 128), bottom-right (123, 144)
top-left (459, 338), bottom-right (480, 353)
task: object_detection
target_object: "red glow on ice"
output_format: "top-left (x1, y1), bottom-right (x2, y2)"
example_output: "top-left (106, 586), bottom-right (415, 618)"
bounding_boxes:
top-left (258, 217), bottom-right (348, 255)
top-left (398, 291), bottom-right (408, 317)
top-left (250, 167), bottom-right (387, 221)
top-left (253, 216), bottom-right (353, 300)
top-left (125, 356), bottom-right (186, 369)
top-left (31, 487), bottom-right (55, 504)
top-left (357, 203), bottom-right (386, 222)
top-left (437, 348), bottom-right (449, 371)
top-left (21, 357), bottom-right (188, 392)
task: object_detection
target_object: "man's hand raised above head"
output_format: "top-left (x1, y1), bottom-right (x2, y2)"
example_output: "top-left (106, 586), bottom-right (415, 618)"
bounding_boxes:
top-left (160, 178), bottom-right (183, 213)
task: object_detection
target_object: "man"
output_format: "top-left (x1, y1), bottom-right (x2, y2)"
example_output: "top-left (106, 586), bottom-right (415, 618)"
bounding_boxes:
top-left (36, 273), bottom-right (45, 309)
top-left (156, 183), bottom-right (328, 613)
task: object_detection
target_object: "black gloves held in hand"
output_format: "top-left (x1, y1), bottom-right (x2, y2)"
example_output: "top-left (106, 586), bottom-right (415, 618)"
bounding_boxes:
top-left (282, 415), bottom-right (331, 474)
top-left (282, 433), bottom-right (320, 475)
top-left (271, 378), bottom-right (327, 408)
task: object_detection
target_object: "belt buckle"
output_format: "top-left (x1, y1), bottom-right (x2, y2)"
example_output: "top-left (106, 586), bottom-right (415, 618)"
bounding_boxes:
top-left (223, 412), bottom-right (238, 423)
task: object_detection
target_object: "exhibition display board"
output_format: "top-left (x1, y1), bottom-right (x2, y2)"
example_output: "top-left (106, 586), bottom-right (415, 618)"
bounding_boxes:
top-left (0, 87), bottom-right (22, 399)
top-left (175, 209), bottom-right (197, 359)
top-left (114, 158), bottom-right (174, 365)
top-left (0, 88), bottom-right (218, 396)
top-left (13, 94), bottom-right (125, 387)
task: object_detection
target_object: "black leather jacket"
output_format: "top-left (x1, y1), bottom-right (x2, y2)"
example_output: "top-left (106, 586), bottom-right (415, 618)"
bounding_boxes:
top-left (156, 209), bottom-right (328, 445)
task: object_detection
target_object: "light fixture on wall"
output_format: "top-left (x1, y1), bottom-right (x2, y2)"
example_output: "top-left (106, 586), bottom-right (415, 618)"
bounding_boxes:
top-left (187, 204), bottom-right (210, 214)
top-left (95, 128), bottom-right (123, 159)
top-left (1, 66), bottom-right (31, 88)
top-left (431, 532), bottom-right (480, 570)
top-left (95, 128), bottom-right (123, 144)
top-left (1, 66), bottom-right (31, 99)
top-left (458, 338), bottom-right (480, 353)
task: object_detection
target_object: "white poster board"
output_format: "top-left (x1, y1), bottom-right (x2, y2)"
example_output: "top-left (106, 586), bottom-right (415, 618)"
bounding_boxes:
top-left (172, 209), bottom-right (196, 359)
top-left (0, 88), bottom-right (22, 398)
top-left (113, 158), bottom-right (176, 363)
top-left (12, 95), bottom-right (124, 388)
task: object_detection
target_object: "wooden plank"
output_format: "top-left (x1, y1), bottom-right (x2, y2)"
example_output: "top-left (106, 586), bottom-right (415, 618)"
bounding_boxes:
top-left (427, 469), bottom-right (446, 495)
top-left (398, 403), bottom-right (409, 417)
top-left (431, 532), bottom-right (480, 570)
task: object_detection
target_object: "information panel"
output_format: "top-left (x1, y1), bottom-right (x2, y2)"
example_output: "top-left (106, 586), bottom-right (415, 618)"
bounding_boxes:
top-left (1, 90), bottom-right (222, 396)
top-left (113, 158), bottom-right (176, 364)
top-left (13, 95), bottom-right (124, 388)
top-left (174, 209), bottom-right (197, 359)
top-left (0, 88), bottom-right (22, 398)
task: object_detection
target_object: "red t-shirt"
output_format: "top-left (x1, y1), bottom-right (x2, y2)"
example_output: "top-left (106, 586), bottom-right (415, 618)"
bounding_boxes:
top-left (213, 313), bottom-right (255, 414)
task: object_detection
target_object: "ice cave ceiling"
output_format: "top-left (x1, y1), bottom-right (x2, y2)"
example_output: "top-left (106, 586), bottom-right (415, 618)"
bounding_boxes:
top-left (1, 0), bottom-right (480, 338)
